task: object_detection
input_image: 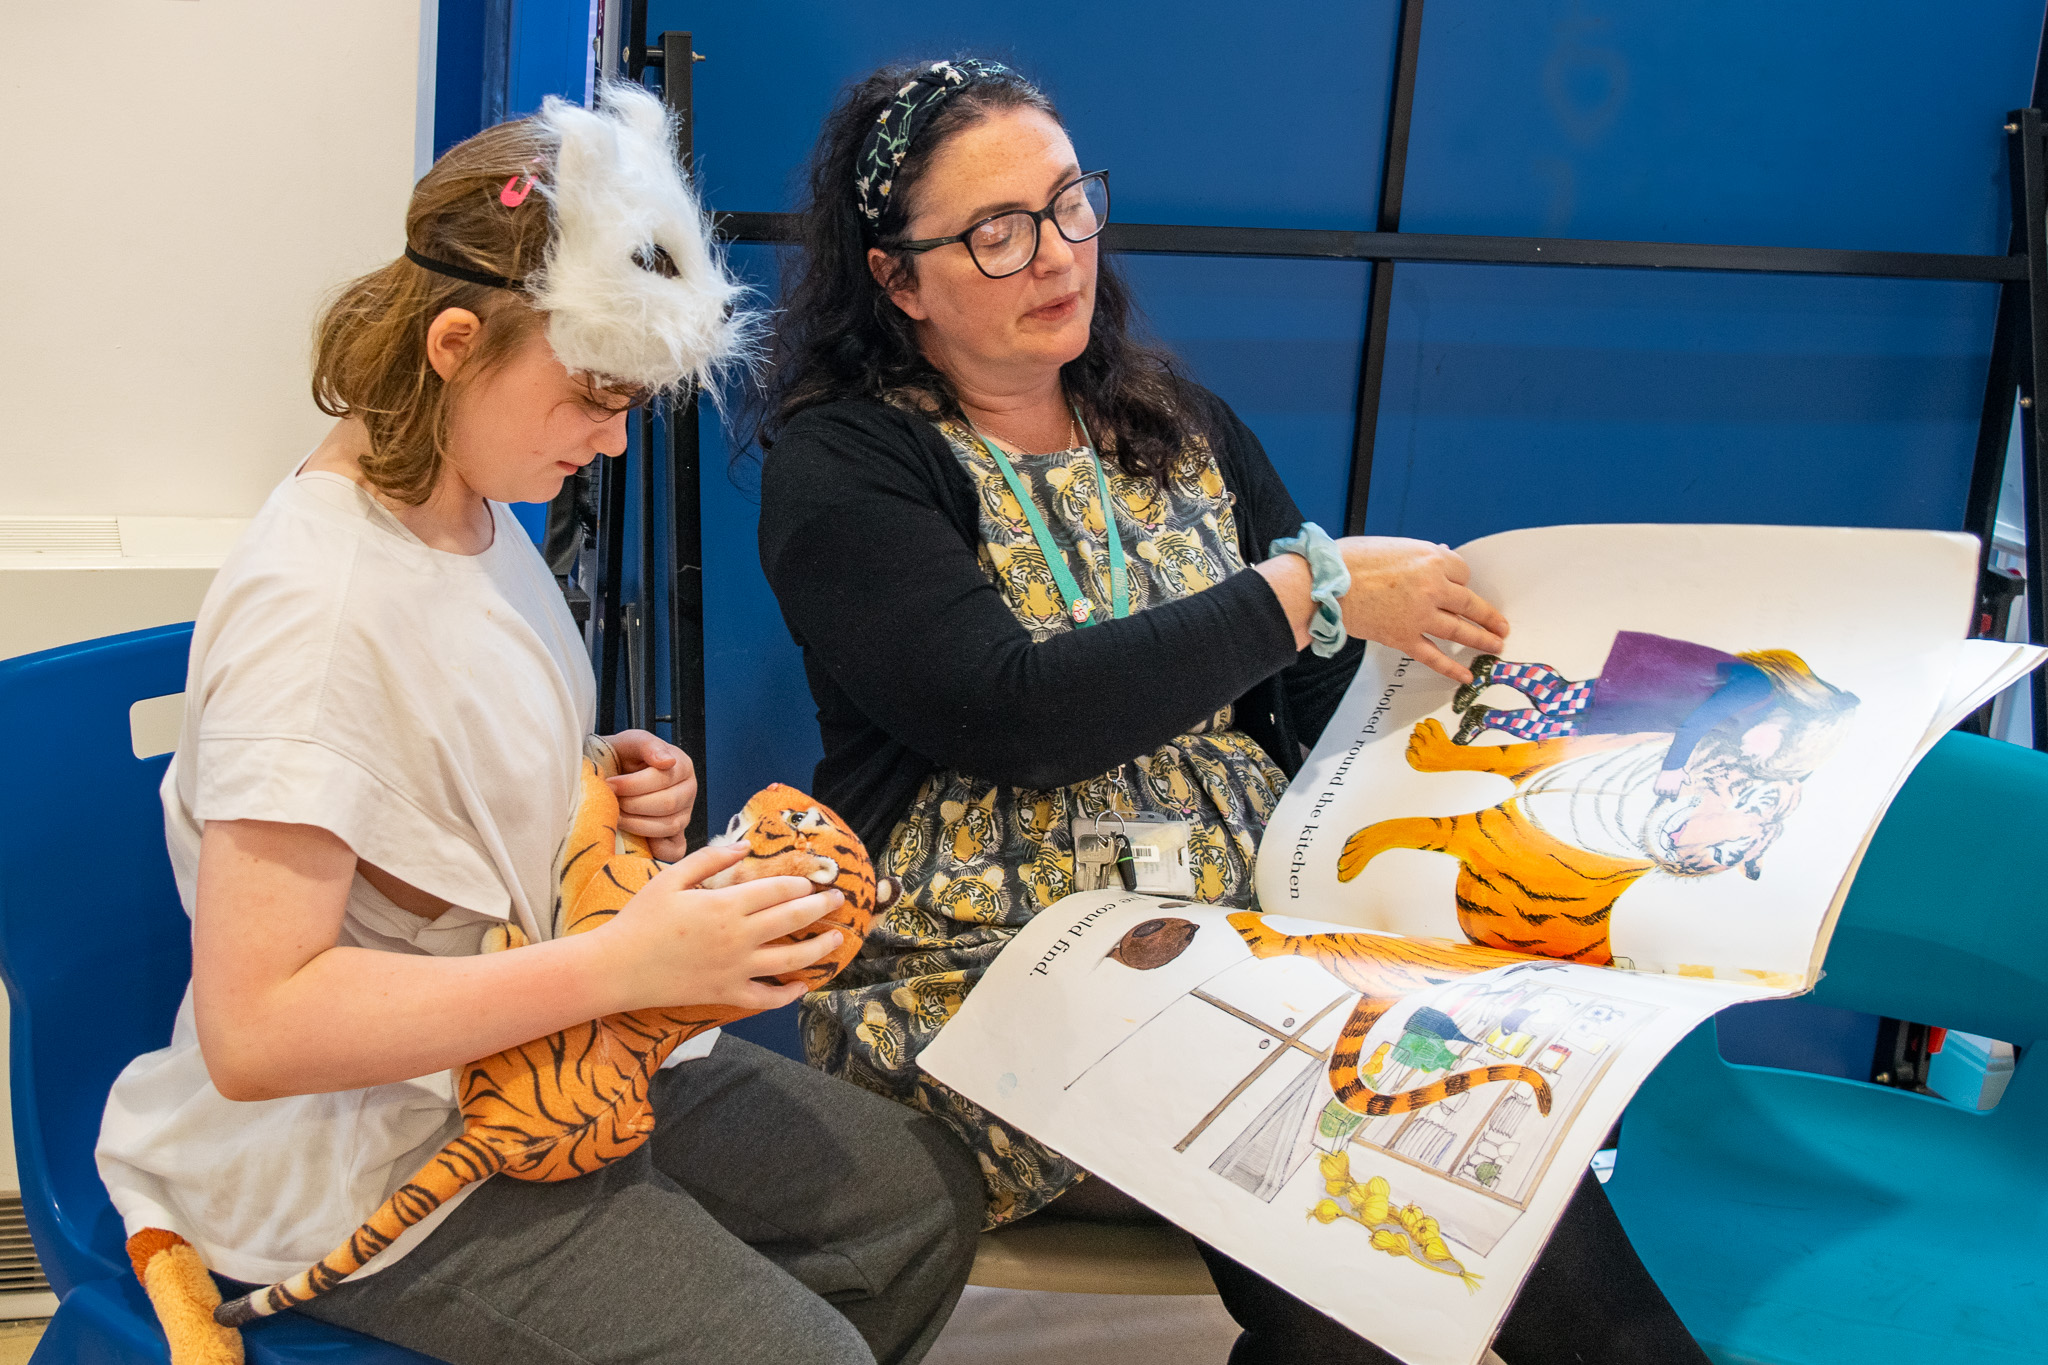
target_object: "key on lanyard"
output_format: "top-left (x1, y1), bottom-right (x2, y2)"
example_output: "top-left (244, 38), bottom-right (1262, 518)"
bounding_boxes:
top-left (1074, 831), bottom-right (1118, 892)
top-left (1074, 830), bottom-right (1138, 892)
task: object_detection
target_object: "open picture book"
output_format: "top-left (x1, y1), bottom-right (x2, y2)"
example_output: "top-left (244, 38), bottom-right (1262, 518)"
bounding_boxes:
top-left (919, 524), bottom-right (2046, 1365)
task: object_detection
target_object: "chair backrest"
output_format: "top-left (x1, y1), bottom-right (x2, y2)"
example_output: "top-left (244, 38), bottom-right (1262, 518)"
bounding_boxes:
top-left (1814, 729), bottom-right (2048, 1047)
top-left (0, 625), bottom-right (195, 1294)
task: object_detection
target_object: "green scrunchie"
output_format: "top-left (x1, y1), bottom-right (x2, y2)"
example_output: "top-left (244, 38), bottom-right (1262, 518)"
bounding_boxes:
top-left (1268, 521), bottom-right (1351, 658)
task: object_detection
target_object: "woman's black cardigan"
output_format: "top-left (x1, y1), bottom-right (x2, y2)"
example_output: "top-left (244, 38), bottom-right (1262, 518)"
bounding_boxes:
top-left (758, 385), bottom-right (1366, 854)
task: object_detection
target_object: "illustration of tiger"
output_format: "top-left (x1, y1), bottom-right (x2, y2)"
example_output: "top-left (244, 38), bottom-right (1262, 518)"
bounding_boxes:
top-left (1105, 915), bottom-right (1552, 1121)
top-left (1339, 704), bottom-right (1843, 963)
top-left (1342, 643), bottom-right (1858, 965)
top-left (1227, 913), bottom-right (1552, 1119)
top-left (142, 743), bottom-right (890, 1344)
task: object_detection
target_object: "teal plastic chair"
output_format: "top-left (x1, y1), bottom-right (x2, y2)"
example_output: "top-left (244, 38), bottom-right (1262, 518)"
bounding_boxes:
top-left (0, 626), bottom-right (441, 1364)
top-left (1606, 731), bottom-right (2048, 1365)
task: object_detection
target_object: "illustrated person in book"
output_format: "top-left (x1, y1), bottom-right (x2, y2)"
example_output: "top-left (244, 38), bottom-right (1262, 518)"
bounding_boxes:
top-left (754, 56), bottom-right (1712, 1365)
top-left (1338, 633), bottom-right (1860, 964)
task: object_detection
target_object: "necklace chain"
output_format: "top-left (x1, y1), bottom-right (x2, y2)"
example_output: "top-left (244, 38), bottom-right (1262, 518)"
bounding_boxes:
top-left (976, 406), bottom-right (1080, 457)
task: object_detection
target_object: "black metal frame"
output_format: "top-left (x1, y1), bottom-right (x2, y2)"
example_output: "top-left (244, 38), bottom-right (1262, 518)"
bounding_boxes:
top-left (592, 14), bottom-right (711, 849)
top-left (2003, 107), bottom-right (2048, 749)
top-left (573, 1), bottom-right (2048, 802)
top-left (562, 10), bottom-right (711, 847)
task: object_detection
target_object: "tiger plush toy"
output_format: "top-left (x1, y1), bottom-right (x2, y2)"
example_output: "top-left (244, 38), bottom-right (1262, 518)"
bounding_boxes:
top-left (128, 741), bottom-right (890, 1365)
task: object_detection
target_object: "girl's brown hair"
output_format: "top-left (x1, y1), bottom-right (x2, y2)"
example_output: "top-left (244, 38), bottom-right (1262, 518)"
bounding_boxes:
top-left (311, 118), bottom-right (560, 504)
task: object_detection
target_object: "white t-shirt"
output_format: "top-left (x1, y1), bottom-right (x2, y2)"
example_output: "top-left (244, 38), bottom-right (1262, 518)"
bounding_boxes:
top-left (94, 469), bottom-right (709, 1287)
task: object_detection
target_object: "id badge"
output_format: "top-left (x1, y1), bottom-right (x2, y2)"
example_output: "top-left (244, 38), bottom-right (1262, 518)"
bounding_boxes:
top-left (1071, 813), bottom-right (1196, 895)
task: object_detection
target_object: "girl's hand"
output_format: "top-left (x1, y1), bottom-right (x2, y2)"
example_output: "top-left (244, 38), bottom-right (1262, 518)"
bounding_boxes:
top-left (1334, 538), bottom-right (1509, 684)
top-left (595, 843), bottom-right (845, 1014)
top-left (604, 730), bottom-right (697, 861)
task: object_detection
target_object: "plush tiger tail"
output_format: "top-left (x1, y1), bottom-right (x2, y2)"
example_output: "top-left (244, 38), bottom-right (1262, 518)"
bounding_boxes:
top-left (1333, 1064), bottom-right (1553, 1119)
top-left (214, 1133), bottom-right (507, 1327)
top-left (128, 1228), bottom-right (244, 1364)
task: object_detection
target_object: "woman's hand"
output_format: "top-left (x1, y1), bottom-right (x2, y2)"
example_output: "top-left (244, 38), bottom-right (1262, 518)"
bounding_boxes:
top-left (1335, 538), bottom-right (1509, 684)
top-left (604, 730), bottom-right (697, 861)
top-left (593, 843), bottom-right (845, 1015)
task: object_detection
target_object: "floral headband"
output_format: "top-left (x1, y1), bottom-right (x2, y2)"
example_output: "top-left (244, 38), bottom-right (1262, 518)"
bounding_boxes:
top-left (854, 59), bottom-right (1011, 232)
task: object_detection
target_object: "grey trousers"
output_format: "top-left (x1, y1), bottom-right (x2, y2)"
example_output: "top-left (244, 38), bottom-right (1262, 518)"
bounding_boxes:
top-left (293, 1036), bottom-right (984, 1365)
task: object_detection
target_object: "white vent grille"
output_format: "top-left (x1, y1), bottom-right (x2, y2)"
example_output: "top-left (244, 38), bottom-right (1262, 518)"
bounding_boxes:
top-left (0, 518), bottom-right (123, 555)
top-left (0, 1197), bottom-right (50, 1296)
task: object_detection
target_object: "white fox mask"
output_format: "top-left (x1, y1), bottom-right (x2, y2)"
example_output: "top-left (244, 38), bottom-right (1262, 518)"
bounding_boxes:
top-left (526, 81), bottom-right (755, 397)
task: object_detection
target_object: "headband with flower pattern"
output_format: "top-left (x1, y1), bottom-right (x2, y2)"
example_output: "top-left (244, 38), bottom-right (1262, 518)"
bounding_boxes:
top-left (854, 59), bottom-right (1011, 233)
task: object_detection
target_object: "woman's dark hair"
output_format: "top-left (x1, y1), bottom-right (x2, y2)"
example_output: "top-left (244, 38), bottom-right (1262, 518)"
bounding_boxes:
top-left (751, 61), bottom-right (1199, 482)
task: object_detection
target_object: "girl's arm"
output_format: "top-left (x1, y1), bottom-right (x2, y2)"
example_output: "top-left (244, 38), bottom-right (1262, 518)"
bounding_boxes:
top-left (192, 818), bottom-right (841, 1102)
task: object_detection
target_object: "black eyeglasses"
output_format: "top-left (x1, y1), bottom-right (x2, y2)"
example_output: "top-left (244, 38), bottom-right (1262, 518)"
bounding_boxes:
top-left (893, 171), bottom-right (1111, 280)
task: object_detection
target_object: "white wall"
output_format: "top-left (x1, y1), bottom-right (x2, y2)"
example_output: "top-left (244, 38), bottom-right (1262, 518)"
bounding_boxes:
top-left (1, 0), bottom-right (436, 518)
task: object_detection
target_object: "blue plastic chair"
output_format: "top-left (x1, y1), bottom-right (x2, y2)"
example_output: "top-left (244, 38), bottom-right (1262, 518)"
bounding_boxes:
top-left (1607, 731), bottom-right (2048, 1365)
top-left (0, 625), bottom-right (441, 1364)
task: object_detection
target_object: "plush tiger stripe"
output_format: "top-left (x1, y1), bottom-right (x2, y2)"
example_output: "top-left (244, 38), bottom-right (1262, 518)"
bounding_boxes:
top-left (212, 750), bottom-right (886, 1329)
top-left (220, 1135), bottom-right (508, 1324)
top-left (1227, 912), bottom-right (1554, 1120)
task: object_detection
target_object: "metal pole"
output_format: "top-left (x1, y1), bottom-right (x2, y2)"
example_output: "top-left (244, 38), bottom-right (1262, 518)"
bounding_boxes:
top-left (1966, 37), bottom-right (2048, 575)
top-left (2008, 108), bottom-right (2048, 751)
top-left (597, 0), bottom-right (627, 84)
top-left (1964, 289), bottom-right (2021, 565)
top-left (1344, 0), bottom-right (1424, 535)
top-left (624, 0), bottom-right (649, 81)
top-left (658, 28), bottom-right (710, 849)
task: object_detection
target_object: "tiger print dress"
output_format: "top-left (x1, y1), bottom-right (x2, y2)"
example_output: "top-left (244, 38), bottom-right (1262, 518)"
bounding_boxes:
top-left (800, 413), bottom-right (1290, 1226)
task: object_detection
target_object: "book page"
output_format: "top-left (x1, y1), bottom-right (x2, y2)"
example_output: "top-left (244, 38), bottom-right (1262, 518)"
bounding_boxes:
top-left (1795, 637), bottom-right (2048, 981)
top-left (1922, 638), bottom-right (2046, 745)
top-left (1256, 525), bottom-right (1979, 987)
top-left (920, 891), bottom-right (1772, 1365)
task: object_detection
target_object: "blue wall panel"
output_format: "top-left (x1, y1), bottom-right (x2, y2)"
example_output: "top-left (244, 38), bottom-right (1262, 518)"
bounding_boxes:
top-left (1366, 265), bottom-right (2001, 545)
top-left (670, 0), bottom-right (1400, 226)
top-left (1365, 0), bottom-right (2044, 548)
top-left (434, 0), bottom-right (489, 157)
top-left (506, 0), bottom-right (591, 117)
top-left (1403, 0), bottom-right (2042, 252)
top-left (1119, 255), bottom-right (1372, 533)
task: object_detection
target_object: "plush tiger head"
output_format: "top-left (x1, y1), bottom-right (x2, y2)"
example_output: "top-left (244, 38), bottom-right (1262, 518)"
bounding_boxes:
top-left (701, 784), bottom-right (896, 988)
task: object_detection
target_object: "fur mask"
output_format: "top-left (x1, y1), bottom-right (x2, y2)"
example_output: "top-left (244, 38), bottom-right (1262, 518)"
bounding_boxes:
top-left (528, 81), bottom-right (755, 396)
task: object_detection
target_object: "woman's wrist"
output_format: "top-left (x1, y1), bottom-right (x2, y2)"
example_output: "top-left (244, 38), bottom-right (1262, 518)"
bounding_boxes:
top-left (1267, 523), bottom-right (1353, 657)
top-left (1254, 553), bottom-right (1315, 651)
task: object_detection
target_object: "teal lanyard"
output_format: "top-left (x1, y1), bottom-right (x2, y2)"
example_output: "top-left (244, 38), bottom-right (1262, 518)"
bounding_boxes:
top-left (969, 404), bottom-right (1129, 628)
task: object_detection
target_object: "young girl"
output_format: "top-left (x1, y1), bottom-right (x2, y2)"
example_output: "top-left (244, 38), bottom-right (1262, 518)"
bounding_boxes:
top-left (95, 86), bottom-right (979, 1365)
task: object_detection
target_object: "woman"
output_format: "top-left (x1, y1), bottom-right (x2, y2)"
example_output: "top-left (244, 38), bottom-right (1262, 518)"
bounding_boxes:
top-left (757, 58), bottom-right (1708, 1365)
top-left (95, 86), bottom-right (978, 1365)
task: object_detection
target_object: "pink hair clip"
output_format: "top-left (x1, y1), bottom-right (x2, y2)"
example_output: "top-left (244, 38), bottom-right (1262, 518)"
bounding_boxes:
top-left (500, 173), bottom-right (536, 207)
